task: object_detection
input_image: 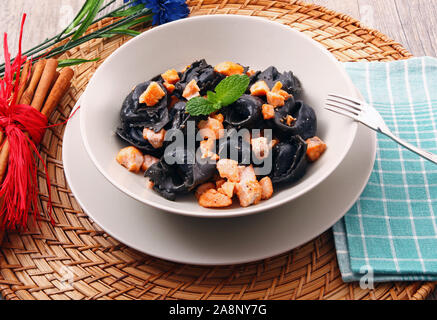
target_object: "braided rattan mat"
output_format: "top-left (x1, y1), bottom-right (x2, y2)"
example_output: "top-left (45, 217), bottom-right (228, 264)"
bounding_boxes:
top-left (0, 0), bottom-right (435, 300)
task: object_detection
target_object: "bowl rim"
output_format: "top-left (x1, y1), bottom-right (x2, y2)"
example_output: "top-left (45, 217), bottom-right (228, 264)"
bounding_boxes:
top-left (80, 14), bottom-right (358, 218)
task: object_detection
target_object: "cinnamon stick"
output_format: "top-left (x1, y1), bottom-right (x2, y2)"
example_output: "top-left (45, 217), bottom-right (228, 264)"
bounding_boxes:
top-left (0, 140), bottom-right (9, 182)
top-left (30, 58), bottom-right (58, 111)
top-left (41, 67), bottom-right (74, 117)
top-left (16, 60), bottom-right (31, 104)
top-left (19, 59), bottom-right (46, 105)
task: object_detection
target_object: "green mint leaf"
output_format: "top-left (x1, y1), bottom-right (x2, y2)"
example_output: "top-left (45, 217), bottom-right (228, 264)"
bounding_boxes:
top-left (207, 91), bottom-right (219, 104)
top-left (186, 97), bottom-right (218, 116)
top-left (215, 74), bottom-right (250, 106)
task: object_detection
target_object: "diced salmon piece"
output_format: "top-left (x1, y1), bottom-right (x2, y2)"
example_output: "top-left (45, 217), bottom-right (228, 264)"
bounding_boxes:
top-left (198, 189), bottom-right (233, 208)
top-left (163, 82), bottom-right (175, 94)
top-left (143, 128), bottom-right (166, 148)
top-left (250, 81), bottom-right (270, 96)
top-left (139, 81), bottom-right (166, 107)
top-left (141, 154), bottom-right (159, 171)
top-left (271, 81), bottom-right (292, 100)
top-left (262, 104), bottom-right (275, 120)
top-left (251, 137), bottom-right (271, 160)
top-left (271, 138), bottom-right (279, 148)
top-left (235, 180), bottom-right (262, 207)
top-left (182, 79), bottom-right (200, 100)
top-left (161, 69), bottom-right (180, 84)
top-left (246, 69), bottom-right (256, 77)
top-left (285, 115), bottom-right (296, 126)
top-left (306, 136), bottom-right (327, 162)
top-left (198, 116), bottom-right (224, 140)
top-left (259, 177), bottom-right (273, 200)
top-left (116, 146), bottom-right (144, 173)
top-left (271, 81), bottom-right (283, 92)
top-left (214, 61), bottom-right (244, 76)
top-left (145, 177), bottom-right (155, 189)
top-left (218, 181), bottom-right (236, 198)
top-left (216, 159), bottom-right (240, 182)
top-left (239, 165), bottom-right (257, 183)
top-left (211, 113), bottom-right (224, 122)
top-left (266, 91), bottom-right (285, 107)
top-left (216, 178), bottom-right (226, 189)
top-left (169, 95), bottom-right (179, 109)
top-left (278, 90), bottom-right (292, 100)
top-left (200, 138), bottom-right (219, 160)
top-left (195, 182), bottom-right (216, 200)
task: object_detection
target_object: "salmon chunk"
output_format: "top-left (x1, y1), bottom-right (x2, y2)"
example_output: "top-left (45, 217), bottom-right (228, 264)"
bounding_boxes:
top-left (139, 81), bottom-right (166, 107)
top-left (163, 82), bottom-right (175, 94)
top-left (215, 178), bottom-right (226, 189)
top-left (216, 159), bottom-right (240, 182)
top-left (266, 91), bottom-right (285, 107)
top-left (235, 180), bottom-right (262, 207)
top-left (239, 165), bottom-right (257, 182)
top-left (169, 96), bottom-right (179, 109)
top-left (218, 181), bottom-right (236, 198)
top-left (235, 165), bottom-right (262, 207)
top-left (145, 177), bottom-right (154, 189)
top-left (195, 182), bottom-right (216, 199)
top-left (161, 69), bottom-right (180, 84)
top-left (271, 81), bottom-right (292, 100)
top-left (116, 146), bottom-right (144, 173)
top-left (259, 177), bottom-right (273, 200)
top-left (250, 81), bottom-right (270, 96)
top-left (143, 128), bottom-right (166, 148)
top-left (200, 138), bottom-right (219, 160)
top-left (306, 136), bottom-right (327, 162)
top-left (214, 61), bottom-right (244, 76)
top-left (251, 137), bottom-right (271, 160)
top-left (285, 115), bottom-right (296, 126)
top-left (182, 79), bottom-right (200, 100)
top-left (198, 189), bottom-right (233, 208)
top-left (198, 116), bottom-right (224, 140)
top-left (246, 69), bottom-right (256, 77)
top-left (141, 154), bottom-right (159, 171)
top-left (262, 104), bottom-right (275, 120)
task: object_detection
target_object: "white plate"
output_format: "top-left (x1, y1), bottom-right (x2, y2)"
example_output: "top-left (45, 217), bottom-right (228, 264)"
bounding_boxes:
top-left (79, 15), bottom-right (358, 218)
top-left (63, 102), bottom-right (376, 265)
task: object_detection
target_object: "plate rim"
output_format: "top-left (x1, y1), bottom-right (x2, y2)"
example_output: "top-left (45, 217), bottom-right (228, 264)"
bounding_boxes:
top-left (64, 97), bottom-right (377, 265)
top-left (79, 14), bottom-right (359, 218)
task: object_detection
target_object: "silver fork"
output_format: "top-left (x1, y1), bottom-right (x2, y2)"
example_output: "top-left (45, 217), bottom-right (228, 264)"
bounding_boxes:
top-left (325, 93), bottom-right (437, 165)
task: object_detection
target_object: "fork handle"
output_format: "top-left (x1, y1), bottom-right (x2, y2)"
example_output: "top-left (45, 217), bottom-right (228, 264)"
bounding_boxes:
top-left (381, 130), bottom-right (437, 165)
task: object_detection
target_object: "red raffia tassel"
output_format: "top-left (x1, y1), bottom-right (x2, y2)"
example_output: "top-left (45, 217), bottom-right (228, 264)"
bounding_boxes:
top-left (0, 14), bottom-right (54, 230)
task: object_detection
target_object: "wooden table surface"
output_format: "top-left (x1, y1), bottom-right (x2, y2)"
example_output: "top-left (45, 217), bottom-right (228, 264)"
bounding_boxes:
top-left (0, 0), bottom-right (436, 300)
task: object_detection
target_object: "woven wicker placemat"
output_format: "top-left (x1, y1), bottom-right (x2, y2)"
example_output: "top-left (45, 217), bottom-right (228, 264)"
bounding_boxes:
top-left (0, 0), bottom-right (435, 300)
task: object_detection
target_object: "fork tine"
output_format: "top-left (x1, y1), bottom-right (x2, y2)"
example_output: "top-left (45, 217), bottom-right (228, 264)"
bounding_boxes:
top-left (328, 93), bottom-right (362, 107)
top-left (325, 105), bottom-right (361, 122)
top-left (325, 100), bottom-right (360, 115)
top-left (326, 97), bottom-right (362, 113)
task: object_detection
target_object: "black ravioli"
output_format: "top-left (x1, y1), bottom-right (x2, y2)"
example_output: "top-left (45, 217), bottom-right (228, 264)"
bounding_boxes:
top-left (145, 147), bottom-right (217, 201)
top-left (273, 100), bottom-right (317, 140)
top-left (174, 59), bottom-right (225, 98)
top-left (254, 66), bottom-right (302, 95)
top-left (224, 94), bottom-right (263, 129)
top-left (116, 125), bottom-right (163, 157)
top-left (217, 128), bottom-right (252, 165)
top-left (120, 81), bottom-right (170, 132)
top-left (269, 136), bottom-right (308, 184)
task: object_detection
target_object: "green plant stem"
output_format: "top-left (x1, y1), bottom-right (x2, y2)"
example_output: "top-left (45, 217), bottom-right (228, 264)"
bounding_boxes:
top-left (0, 0), bottom-right (141, 74)
top-left (30, 9), bottom-right (152, 61)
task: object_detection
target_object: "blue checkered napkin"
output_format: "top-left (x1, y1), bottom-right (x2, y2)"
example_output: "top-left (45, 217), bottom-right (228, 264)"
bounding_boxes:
top-left (333, 57), bottom-right (437, 282)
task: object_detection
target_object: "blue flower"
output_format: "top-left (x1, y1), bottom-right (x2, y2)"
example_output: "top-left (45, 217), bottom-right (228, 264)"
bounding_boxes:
top-left (124, 0), bottom-right (190, 25)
